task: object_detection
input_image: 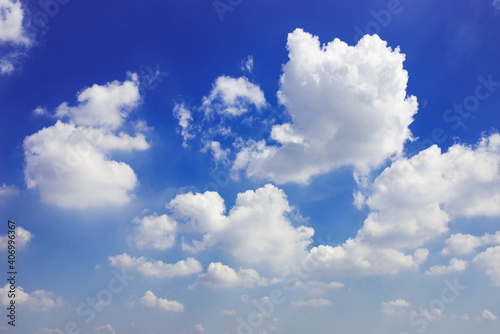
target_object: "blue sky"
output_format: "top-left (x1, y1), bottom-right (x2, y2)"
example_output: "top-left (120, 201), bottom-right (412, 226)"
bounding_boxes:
top-left (1, 0), bottom-right (500, 333)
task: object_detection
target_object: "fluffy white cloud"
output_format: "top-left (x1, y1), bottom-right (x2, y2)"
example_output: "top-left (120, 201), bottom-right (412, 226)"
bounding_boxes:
top-left (442, 232), bottom-right (500, 255)
top-left (306, 240), bottom-right (428, 276)
top-left (0, 183), bottom-right (19, 198)
top-left (139, 290), bottom-right (184, 312)
top-left (0, 284), bottom-right (63, 312)
top-left (172, 184), bottom-right (314, 272)
top-left (380, 299), bottom-right (411, 316)
top-left (481, 309), bottom-right (498, 321)
top-left (195, 324), bottom-right (206, 332)
top-left (128, 214), bottom-right (177, 250)
top-left (0, 226), bottom-right (33, 250)
top-left (108, 253), bottom-right (202, 278)
top-left (473, 246), bottom-right (500, 286)
top-left (55, 75), bottom-right (140, 130)
top-left (425, 258), bottom-right (468, 275)
top-left (233, 29), bottom-right (417, 184)
top-left (356, 134), bottom-right (500, 250)
top-left (241, 55), bottom-right (254, 73)
top-left (0, 58), bottom-right (14, 74)
top-left (193, 262), bottom-right (281, 288)
top-left (23, 75), bottom-right (150, 208)
top-left (0, 0), bottom-right (29, 44)
top-left (291, 298), bottom-right (331, 307)
top-left (202, 76), bottom-right (266, 116)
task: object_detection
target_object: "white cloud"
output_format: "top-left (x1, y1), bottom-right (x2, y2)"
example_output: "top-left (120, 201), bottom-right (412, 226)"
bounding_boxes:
top-left (380, 299), bottom-right (411, 316)
top-left (0, 183), bottom-right (19, 197)
top-left (494, 0), bottom-right (500, 10)
top-left (55, 74), bottom-right (140, 130)
top-left (425, 258), bottom-right (468, 275)
top-left (0, 284), bottom-right (63, 312)
top-left (356, 134), bottom-right (500, 250)
top-left (481, 309), bottom-right (498, 321)
top-left (0, 58), bottom-right (14, 74)
top-left (241, 55), bottom-right (254, 73)
top-left (128, 214), bottom-right (177, 250)
top-left (173, 103), bottom-right (196, 147)
top-left (195, 324), bottom-right (206, 332)
top-left (33, 106), bottom-right (48, 116)
top-left (291, 298), bottom-right (331, 307)
top-left (233, 29), bottom-right (417, 184)
top-left (193, 262), bottom-right (281, 288)
top-left (293, 280), bottom-right (344, 295)
top-left (473, 246), bottom-right (500, 286)
top-left (94, 325), bottom-right (116, 334)
top-left (23, 74), bottom-right (150, 209)
top-left (139, 290), bottom-right (184, 312)
top-left (202, 76), bottom-right (266, 116)
top-left (0, 0), bottom-right (30, 44)
top-left (442, 232), bottom-right (500, 255)
top-left (0, 226), bottom-right (33, 250)
top-left (108, 253), bottom-right (202, 278)
top-left (222, 309), bottom-right (236, 316)
top-left (204, 140), bottom-right (230, 164)
top-left (171, 184), bottom-right (314, 272)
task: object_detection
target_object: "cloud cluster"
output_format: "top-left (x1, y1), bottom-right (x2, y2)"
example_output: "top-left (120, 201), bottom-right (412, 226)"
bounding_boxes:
top-left (233, 29), bottom-right (417, 184)
top-left (442, 232), bottom-right (500, 255)
top-left (0, 284), bottom-right (63, 312)
top-left (23, 74), bottom-right (150, 208)
top-left (473, 246), bottom-right (500, 286)
top-left (380, 299), bottom-right (411, 316)
top-left (425, 258), bottom-right (468, 275)
top-left (192, 262), bottom-right (281, 288)
top-left (0, 226), bottom-right (33, 250)
top-left (140, 290), bottom-right (184, 312)
top-left (108, 253), bottom-right (202, 278)
top-left (130, 184), bottom-right (314, 273)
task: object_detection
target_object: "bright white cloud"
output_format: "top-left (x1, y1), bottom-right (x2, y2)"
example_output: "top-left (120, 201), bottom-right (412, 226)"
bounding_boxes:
top-left (0, 0), bottom-right (29, 44)
top-left (128, 214), bottom-right (177, 250)
top-left (0, 226), bottom-right (34, 251)
top-left (380, 299), bottom-right (411, 316)
top-left (108, 253), bottom-right (202, 278)
top-left (442, 232), bottom-right (500, 255)
top-left (233, 29), bottom-right (417, 184)
top-left (473, 246), bottom-right (500, 286)
top-left (291, 298), bottom-right (331, 307)
top-left (55, 74), bottom-right (140, 130)
top-left (202, 76), bottom-right (266, 116)
top-left (481, 309), bottom-right (498, 321)
top-left (172, 184), bottom-right (314, 272)
top-left (173, 103), bottom-right (196, 147)
top-left (356, 134), bottom-right (500, 250)
top-left (139, 290), bottom-right (184, 312)
top-left (193, 262), bottom-right (281, 288)
top-left (0, 183), bottom-right (19, 197)
top-left (23, 75), bottom-right (150, 208)
top-left (0, 284), bottom-right (63, 312)
top-left (425, 258), bottom-right (468, 275)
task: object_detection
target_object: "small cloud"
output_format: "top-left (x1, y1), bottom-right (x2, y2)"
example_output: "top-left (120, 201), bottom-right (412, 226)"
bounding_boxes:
top-left (139, 290), bottom-right (184, 312)
top-left (482, 309), bottom-right (498, 321)
top-left (195, 324), bottom-right (205, 332)
top-left (0, 183), bottom-right (19, 197)
top-left (425, 258), bottom-right (469, 275)
top-left (291, 298), bottom-right (331, 308)
top-left (94, 325), bottom-right (116, 334)
top-left (241, 55), bottom-right (254, 73)
top-left (33, 106), bottom-right (48, 116)
top-left (380, 299), bottom-right (411, 316)
top-left (222, 309), bottom-right (236, 316)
